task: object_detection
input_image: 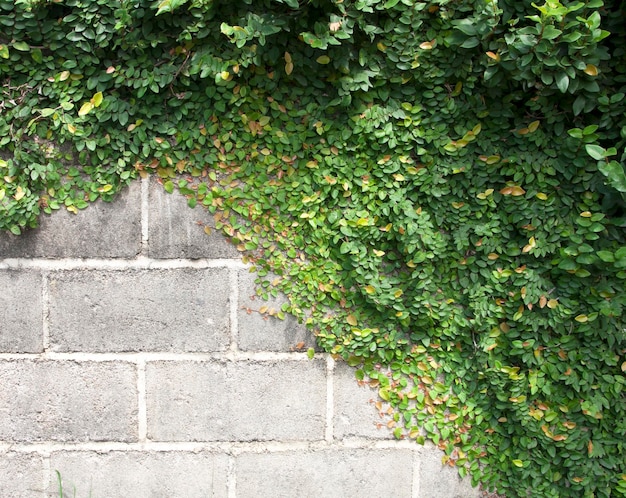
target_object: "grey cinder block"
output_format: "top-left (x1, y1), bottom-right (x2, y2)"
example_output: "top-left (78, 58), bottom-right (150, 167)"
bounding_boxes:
top-left (417, 446), bottom-right (481, 498)
top-left (0, 270), bottom-right (43, 353)
top-left (237, 270), bottom-right (314, 352)
top-left (48, 268), bottom-right (231, 352)
top-left (146, 359), bottom-right (326, 442)
top-left (235, 448), bottom-right (415, 498)
top-left (0, 452), bottom-right (45, 497)
top-left (49, 451), bottom-right (229, 498)
top-left (333, 361), bottom-right (393, 440)
top-left (0, 360), bottom-right (137, 442)
top-left (147, 179), bottom-right (240, 259)
top-left (0, 181), bottom-right (141, 258)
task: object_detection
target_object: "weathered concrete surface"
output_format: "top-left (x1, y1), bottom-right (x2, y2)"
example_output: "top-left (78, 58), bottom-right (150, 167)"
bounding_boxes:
top-left (418, 449), bottom-right (481, 498)
top-left (235, 448), bottom-right (415, 497)
top-left (48, 268), bottom-right (230, 352)
top-left (237, 270), bottom-right (315, 352)
top-left (333, 362), bottom-right (392, 440)
top-left (0, 182), bottom-right (141, 259)
top-left (0, 270), bottom-right (43, 353)
top-left (148, 179), bottom-right (240, 260)
top-left (0, 177), bottom-right (482, 497)
top-left (49, 451), bottom-right (229, 498)
top-left (0, 360), bottom-right (137, 442)
top-left (0, 452), bottom-right (44, 498)
top-left (146, 359), bottom-right (326, 442)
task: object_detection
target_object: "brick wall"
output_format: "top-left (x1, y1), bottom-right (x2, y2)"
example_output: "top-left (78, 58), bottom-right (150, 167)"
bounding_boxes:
top-left (0, 178), bottom-right (480, 497)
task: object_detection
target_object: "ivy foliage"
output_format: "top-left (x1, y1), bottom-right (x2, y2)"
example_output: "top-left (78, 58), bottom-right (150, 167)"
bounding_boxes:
top-left (2, 0), bottom-right (626, 496)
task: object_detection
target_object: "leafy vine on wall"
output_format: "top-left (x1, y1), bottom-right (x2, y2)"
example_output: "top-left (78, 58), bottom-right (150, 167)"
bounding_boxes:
top-left (1, 0), bottom-right (625, 496)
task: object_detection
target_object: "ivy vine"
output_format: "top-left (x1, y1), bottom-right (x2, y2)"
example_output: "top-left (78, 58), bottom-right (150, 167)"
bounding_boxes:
top-left (1, 0), bottom-right (625, 496)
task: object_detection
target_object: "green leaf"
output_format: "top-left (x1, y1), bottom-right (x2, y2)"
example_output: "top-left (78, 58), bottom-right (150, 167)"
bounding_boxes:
top-left (585, 144), bottom-right (606, 160)
top-left (598, 160), bottom-right (626, 192)
top-left (0, 44), bottom-right (8, 59)
top-left (383, 0), bottom-right (401, 8)
top-left (155, 0), bottom-right (189, 15)
top-left (596, 251), bottom-right (615, 263)
top-left (572, 95), bottom-right (586, 116)
top-left (12, 41), bottom-right (29, 52)
top-left (460, 37), bottom-right (480, 49)
top-left (31, 48), bottom-right (43, 63)
top-left (555, 72), bottom-right (569, 93)
top-left (542, 25), bottom-right (562, 40)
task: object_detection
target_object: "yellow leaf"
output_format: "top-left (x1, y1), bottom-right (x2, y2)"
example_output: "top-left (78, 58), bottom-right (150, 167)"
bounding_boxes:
top-left (499, 185), bottom-right (525, 196)
top-left (373, 249), bottom-right (385, 257)
top-left (583, 64), bottom-right (598, 76)
top-left (14, 186), bottom-right (25, 201)
top-left (78, 101), bottom-right (94, 117)
top-left (316, 55), bottom-right (330, 64)
top-left (536, 192), bottom-right (548, 200)
top-left (419, 41), bottom-right (433, 50)
top-left (394, 289), bottom-right (403, 298)
top-left (285, 61), bottom-right (294, 75)
top-left (522, 236), bottom-right (536, 253)
top-left (580, 211), bottom-right (592, 217)
top-left (91, 91), bottom-right (103, 107)
top-left (575, 314), bottom-right (588, 323)
top-left (477, 188), bottom-right (494, 200)
top-left (347, 314), bottom-right (358, 326)
top-left (486, 51), bottom-right (500, 62)
top-left (365, 285), bottom-right (376, 295)
top-left (377, 42), bottom-right (387, 52)
top-left (66, 205), bottom-right (78, 214)
top-left (284, 51), bottom-right (292, 63)
top-left (329, 21), bottom-right (342, 32)
top-left (528, 120), bottom-right (540, 133)
top-left (547, 299), bottom-right (558, 309)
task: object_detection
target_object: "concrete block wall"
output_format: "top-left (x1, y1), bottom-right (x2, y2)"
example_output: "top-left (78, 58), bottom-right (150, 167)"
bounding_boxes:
top-left (0, 178), bottom-right (481, 497)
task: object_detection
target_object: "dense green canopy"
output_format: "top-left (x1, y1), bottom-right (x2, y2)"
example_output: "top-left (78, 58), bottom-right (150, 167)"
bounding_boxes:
top-left (1, 0), bottom-right (625, 496)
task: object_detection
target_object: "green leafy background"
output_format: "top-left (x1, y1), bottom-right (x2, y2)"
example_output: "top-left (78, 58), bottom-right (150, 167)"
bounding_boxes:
top-left (1, 0), bottom-right (625, 496)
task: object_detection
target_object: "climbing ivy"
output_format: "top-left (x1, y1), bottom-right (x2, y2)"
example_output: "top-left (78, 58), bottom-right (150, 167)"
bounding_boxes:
top-left (2, 0), bottom-right (625, 496)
